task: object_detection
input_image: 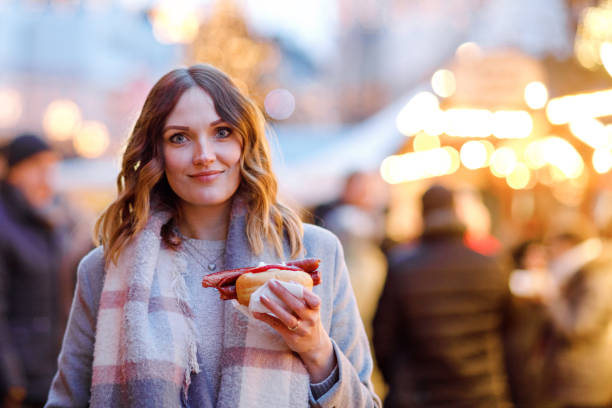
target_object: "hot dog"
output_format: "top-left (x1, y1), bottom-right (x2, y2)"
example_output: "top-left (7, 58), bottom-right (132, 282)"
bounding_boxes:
top-left (201, 258), bottom-right (321, 305)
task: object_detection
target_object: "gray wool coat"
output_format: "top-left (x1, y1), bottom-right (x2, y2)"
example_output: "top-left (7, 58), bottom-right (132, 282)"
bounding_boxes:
top-left (45, 219), bottom-right (381, 407)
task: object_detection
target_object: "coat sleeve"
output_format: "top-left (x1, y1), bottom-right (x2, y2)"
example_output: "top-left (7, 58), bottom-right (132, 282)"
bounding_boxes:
top-left (308, 237), bottom-right (382, 408)
top-left (45, 248), bottom-right (105, 408)
top-left (0, 246), bottom-right (27, 395)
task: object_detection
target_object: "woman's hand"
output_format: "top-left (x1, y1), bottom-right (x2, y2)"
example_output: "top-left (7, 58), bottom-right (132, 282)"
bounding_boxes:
top-left (253, 280), bottom-right (336, 382)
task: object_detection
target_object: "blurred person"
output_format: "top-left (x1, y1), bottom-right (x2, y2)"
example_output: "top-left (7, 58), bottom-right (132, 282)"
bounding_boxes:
top-left (46, 64), bottom-right (381, 408)
top-left (504, 239), bottom-right (552, 408)
top-left (373, 184), bottom-right (512, 408)
top-left (0, 134), bottom-right (64, 408)
top-left (312, 170), bottom-right (389, 400)
top-left (541, 213), bottom-right (612, 408)
top-left (313, 171), bottom-right (388, 331)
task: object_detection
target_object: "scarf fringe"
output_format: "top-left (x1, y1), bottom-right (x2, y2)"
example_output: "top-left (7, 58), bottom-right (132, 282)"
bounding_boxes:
top-left (170, 251), bottom-right (201, 397)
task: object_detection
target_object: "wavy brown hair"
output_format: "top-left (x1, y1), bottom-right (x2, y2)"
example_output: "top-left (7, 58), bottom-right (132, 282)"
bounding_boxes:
top-left (95, 64), bottom-right (303, 265)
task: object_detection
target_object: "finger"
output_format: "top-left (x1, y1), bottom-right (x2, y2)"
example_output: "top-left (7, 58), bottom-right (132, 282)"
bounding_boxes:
top-left (260, 295), bottom-right (301, 330)
top-left (252, 312), bottom-right (286, 332)
top-left (302, 288), bottom-right (321, 310)
top-left (253, 311), bottom-right (305, 338)
top-left (267, 280), bottom-right (309, 318)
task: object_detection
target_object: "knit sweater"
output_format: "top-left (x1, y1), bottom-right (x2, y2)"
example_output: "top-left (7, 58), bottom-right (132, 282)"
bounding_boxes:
top-left (45, 223), bottom-right (380, 407)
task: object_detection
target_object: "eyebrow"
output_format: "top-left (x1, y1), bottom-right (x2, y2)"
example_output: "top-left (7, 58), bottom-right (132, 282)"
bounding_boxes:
top-left (163, 119), bottom-right (227, 134)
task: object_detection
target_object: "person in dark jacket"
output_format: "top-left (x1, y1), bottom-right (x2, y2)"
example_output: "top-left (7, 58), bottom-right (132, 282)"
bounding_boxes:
top-left (0, 134), bottom-right (64, 408)
top-left (542, 214), bottom-right (612, 408)
top-left (373, 184), bottom-right (512, 408)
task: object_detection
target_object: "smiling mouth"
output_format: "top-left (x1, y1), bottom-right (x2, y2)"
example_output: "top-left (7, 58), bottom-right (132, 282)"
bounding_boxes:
top-left (190, 170), bottom-right (223, 177)
top-left (189, 170), bottom-right (223, 181)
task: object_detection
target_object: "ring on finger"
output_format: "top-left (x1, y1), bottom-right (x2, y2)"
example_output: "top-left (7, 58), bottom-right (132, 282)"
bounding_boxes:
top-left (288, 320), bottom-right (301, 331)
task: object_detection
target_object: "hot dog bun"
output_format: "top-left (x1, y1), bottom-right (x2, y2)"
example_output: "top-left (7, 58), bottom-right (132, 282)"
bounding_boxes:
top-left (235, 268), bottom-right (313, 306)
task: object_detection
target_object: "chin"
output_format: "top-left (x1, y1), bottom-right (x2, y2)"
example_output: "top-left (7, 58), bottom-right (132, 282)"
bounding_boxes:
top-left (182, 191), bottom-right (235, 208)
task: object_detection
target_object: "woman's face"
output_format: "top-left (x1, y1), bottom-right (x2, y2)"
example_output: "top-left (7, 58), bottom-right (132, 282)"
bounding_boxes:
top-left (162, 86), bottom-right (242, 211)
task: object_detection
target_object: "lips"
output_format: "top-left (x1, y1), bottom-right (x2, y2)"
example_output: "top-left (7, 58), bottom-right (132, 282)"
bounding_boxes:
top-left (189, 170), bottom-right (223, 182)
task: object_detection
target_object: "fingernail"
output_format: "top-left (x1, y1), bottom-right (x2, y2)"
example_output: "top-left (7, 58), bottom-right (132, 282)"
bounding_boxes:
top-left (261, 295), bottom-right (269, 302)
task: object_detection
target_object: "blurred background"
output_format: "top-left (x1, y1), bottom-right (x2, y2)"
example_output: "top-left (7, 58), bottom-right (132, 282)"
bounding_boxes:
top-left (3, 0), bottom-right (612, 405)
top-left (2, 0), bottom-right (612, 246)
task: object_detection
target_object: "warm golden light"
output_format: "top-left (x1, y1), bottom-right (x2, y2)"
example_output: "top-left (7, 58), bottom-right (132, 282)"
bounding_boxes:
top-left (543, 136), bottom-right (584, 179)
top-left (396, 91), bottom-right (440, 136)
top-left (380, 147), bottom-right (458, 184)
top-left (444, 109), bottom-right (493, 138)
top-left (490, 147), bottom-right (517, 177)
top-left (593, 148), bottom-right (612, 173)
top-left (412, 132), bottom-right (440, 152)
top-left (575, 41), bottom-right (599, 70)
top-left (150, 0), bottom-right (199, 44)
top-left (546, 89), bottom-right (612, 125)
top-left (601, 42), bottom-right (612, 78)
top-left (524, 81), bottom-right (549, 109)
top-left (431, 69), bottom-right (456, 98)
top-left (43, 99), bottom-right (82, 141)
top-left (73, 121), bottom-right (110, 158)
top-left (524, 140), bottom-right (547, 169)
top-left (492, 110), bottom-right (533, 139)
top-left (569, 117), bottom-right (610, 149)
top-left (0, 88), bottom-right (22, 128)
top-left (506, 163), bottom-right (531, 190)
top-left (444, 146), bottom-right (461, 173)
top-left (460, 141), bottom-right (489, 169)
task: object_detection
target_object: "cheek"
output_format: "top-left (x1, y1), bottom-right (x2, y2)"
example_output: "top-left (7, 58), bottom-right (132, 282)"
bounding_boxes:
top-left (163, 149), bottom-right (184, 179)
top-left (221, 141), bottom-right (243, 171)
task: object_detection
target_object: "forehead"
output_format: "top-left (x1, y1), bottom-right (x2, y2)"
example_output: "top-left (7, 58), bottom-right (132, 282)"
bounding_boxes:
top-left (165, 87), bottom-right (220, 126)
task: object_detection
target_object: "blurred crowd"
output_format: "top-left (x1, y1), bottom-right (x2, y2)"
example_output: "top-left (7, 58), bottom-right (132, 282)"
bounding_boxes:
top-left (3, 132), bottom-right (612, 408)
top-left (312, 172), bottom-right (612, 408)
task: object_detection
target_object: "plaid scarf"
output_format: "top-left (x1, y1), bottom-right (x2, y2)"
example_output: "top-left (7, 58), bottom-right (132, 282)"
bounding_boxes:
top-left (90, 199), bottom-right (310, 407)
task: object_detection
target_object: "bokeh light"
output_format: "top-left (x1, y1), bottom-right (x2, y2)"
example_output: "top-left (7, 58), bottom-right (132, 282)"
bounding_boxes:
top-left (600, 42), bottom-right (612, 78)
top-left (524, 81), bottom-right (548, 109)
top-left (569, 117), bottom-right (610, 149)
top-left (444, 146), bottom-right (461, 173)
top-left (264, 88), bottom-right (296, 120)
top-left (431, 69), bottom-right (456, 98)
top-left (396, 91), bottom-right (440, 136)
top-left (444, 109), bottom-right (493, 138)
top-left (524, 140), bottom-right (547, 169)
top-left (73, 121), bottom-right (110, 158)
top-left (542, 136), bottom-right (584, 179)
top-left (412, 132), bottom-right (440, 152)
top-left (593, 148), bottom-right (612, 174)
top-left (380, 147), bottom-right (459, 184)
top-left (546, 89), bottom-right (612, 125)
top-left (0, 87), bottom-right (23, 128)
top-left (455, 42), bottom-right (482, 60)
top-left (492, 110), bottom-right (533, 139)
top-left (506, 163), bottom-right (531, 190)
top-left (460, 140), bottom-right (489, 169)
top-left (490, 147), bottom-right (517, 177)
top-left (43, 99), bottom-right (82, 141)
top-left (149, 0), bottom-right (199, 44)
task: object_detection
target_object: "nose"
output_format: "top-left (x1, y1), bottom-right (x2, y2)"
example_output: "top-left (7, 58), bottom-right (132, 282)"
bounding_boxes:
top-left (193, 137), bottom-right (215, 166)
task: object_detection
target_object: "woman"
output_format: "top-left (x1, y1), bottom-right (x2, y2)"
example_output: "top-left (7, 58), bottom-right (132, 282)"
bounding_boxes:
top-left (45, 64), bottom-right (380, 408)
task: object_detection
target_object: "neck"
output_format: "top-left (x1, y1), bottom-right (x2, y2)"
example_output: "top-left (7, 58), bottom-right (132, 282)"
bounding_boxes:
top-left (177, 200), bottom-right (232, 240)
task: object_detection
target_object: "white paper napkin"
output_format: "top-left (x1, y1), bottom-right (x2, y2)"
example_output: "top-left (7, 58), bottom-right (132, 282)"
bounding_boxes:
top-left (248, 278), bottom-right (304, 317)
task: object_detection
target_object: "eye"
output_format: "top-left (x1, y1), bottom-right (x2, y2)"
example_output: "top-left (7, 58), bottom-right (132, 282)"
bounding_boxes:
top-left (169, 133), bottom-right (188, 144)
top-left (215, 126), bottom-right (232, 139)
